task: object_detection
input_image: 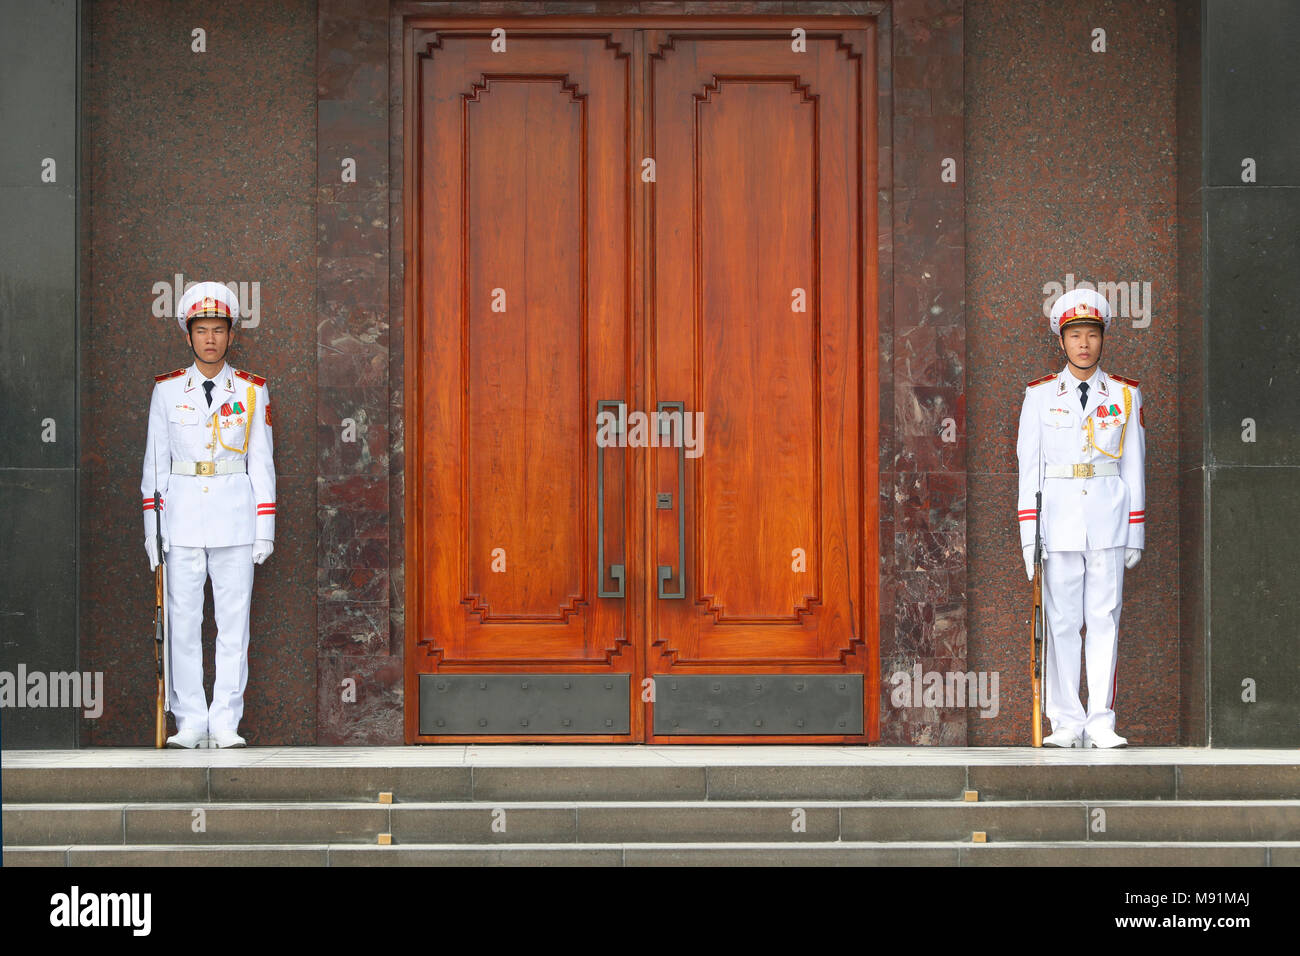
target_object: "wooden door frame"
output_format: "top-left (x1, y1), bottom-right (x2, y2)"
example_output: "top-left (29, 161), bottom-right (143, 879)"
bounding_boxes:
top-left (402, 13), bottom-right (881, 744)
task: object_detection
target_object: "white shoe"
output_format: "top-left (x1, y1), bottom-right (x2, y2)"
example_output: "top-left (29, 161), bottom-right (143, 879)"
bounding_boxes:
top-left (210, 729), bottom-right (246, 749)
top-left (1083, 728), bottom-right (1128, 748)
top-left (1043, 728), bottom-right (1082, 748)
top-left (166, 727), bottom-right (207, 749)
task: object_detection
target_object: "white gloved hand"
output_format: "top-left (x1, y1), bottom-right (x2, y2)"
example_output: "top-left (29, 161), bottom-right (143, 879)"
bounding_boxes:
top-left (1022, 543), bottom-right (1047, 581)
top-left (1124, 547), bottom-right (1142, 569)
top-left (144, 535), bottom-right (170, 571)
top-left (252, 539), bottom-right (274, 565)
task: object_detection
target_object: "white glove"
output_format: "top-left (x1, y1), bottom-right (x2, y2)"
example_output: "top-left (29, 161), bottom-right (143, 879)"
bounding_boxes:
top-left (252, 539), bottom-right (274, 565)
top-left (1125, 547), bottom-right (1142, 569)
top-left (144, 535), bottom-right (170, 571)
top-left (1022, 543), bottom-right (1047, 581)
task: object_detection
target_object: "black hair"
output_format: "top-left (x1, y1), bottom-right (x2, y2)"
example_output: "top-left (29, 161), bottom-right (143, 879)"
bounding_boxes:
top-left (1059, 321), bottom-right (1105, 339)
top-left (186, 315), bottom-right (233, 336)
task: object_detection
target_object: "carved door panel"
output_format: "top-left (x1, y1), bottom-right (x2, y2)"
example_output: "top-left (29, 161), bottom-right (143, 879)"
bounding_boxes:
top-left (644, 29), bottom-right (875, 742)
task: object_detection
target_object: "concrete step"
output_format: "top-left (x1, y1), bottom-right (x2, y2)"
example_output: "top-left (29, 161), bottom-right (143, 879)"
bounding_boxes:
top-left (6, 750), bottom-right (1297, 866)
top-left (7, 800), bottom-right (1300, 846)
top-left (6, 761), bottom-right (1300, 803)
top-left (6, 841), bottom-right (1298, 867)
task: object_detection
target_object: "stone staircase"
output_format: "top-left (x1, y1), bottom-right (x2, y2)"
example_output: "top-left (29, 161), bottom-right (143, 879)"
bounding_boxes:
top-left (4, 748), bottom-right (1299, 865)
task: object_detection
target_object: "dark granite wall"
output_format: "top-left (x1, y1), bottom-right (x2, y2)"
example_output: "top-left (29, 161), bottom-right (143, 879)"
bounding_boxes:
top-left (1200, 0), bottom-right (1300, 747)
top-left (1175, 0), bottom-right (1204, 745)
top-left (0, 0), bottom-right (82, 748)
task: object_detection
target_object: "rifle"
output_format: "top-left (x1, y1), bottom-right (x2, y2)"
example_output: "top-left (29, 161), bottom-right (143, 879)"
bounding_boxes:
top-left (1030, 490), bottom-right (1045, 747)
top-left (151, 446), bottom-right (171, 747)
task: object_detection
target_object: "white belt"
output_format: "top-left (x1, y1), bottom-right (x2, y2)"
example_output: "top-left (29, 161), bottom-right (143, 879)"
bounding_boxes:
top-left (171, 460), bottom-right (246, 476)
top-left (1045, 462), bottom-right (1119, 479)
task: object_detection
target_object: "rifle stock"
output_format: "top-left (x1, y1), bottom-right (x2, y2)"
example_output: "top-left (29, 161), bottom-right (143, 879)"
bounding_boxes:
top-left (154, 562), bottom-right (165, 748)
top-left (1030, 491), bottom-right (1044, 746)
top-left (152, 462), bottom-right (167, 748)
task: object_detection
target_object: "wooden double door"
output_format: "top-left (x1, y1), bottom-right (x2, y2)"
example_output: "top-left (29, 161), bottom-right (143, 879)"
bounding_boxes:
top-left (404, 18), bottom-right (879, 743)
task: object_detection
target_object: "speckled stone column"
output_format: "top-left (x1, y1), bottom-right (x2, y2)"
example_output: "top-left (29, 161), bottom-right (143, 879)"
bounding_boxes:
top-left (875, 0), bottom-right (967, 745)
top-left (317, 0), bottom-right (401, 743)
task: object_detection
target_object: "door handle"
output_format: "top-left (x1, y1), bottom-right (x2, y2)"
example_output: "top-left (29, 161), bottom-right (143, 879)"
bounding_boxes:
top-left (596, 400), bottom-right (626, 598)
top-left (657, 400), bottom-right (686, 599)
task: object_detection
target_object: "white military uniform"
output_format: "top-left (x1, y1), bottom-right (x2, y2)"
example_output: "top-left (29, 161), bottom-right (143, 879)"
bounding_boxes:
top-left (141, 283), bottom-right (275, 739)
top-left (1016, 290), bottom-right (1145, 742)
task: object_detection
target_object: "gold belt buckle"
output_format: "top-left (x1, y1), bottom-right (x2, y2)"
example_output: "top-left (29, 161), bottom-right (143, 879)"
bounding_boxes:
top-left (1073, 463), bottom-right (1094, 478)
top-left (196, 461), bottom-right (215, 476)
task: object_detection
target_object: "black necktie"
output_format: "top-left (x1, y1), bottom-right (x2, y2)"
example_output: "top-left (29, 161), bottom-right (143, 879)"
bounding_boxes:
top-left (1078, 381), bottom-right (1089, 410)
top-left (203, 380), bottom-right (215, 407)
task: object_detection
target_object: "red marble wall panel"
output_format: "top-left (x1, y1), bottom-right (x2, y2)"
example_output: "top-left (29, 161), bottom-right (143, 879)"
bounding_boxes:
top-left (965, 0), bottom-right (1180, 744)
top-left (81, 0), bottom-right (317, 746)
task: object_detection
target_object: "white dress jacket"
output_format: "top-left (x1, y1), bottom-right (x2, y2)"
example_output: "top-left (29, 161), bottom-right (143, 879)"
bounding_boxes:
top-left (141, 362), bottom-right (276, 548)
top-left (1016, 367), bottom-right (1146, 553)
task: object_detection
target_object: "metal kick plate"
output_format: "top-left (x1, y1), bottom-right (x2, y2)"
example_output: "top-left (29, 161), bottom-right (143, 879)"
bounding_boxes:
top-left (419, 674), bottom-right (631, 735)
top-left (653, 674), bottom-right (864, 735)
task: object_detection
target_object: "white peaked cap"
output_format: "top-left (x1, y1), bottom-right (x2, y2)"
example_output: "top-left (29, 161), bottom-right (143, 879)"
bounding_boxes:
top-left (1049, 287), bottom-right (1111, 335)
top-left (176, 281), bottom-right (240, 332)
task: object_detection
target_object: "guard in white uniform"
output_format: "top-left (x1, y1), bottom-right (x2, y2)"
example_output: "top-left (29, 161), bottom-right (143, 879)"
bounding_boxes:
top-left (1016, 288), bottom-right (1145, 748)
top-left (141, 281), bottom-right (275, 748)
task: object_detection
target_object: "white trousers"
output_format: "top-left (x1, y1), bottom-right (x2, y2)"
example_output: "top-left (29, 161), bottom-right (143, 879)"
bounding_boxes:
top-left (166, 544), bottom-right (254, 734)
top-left (1042, 546), bottom-right (1125, 737)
